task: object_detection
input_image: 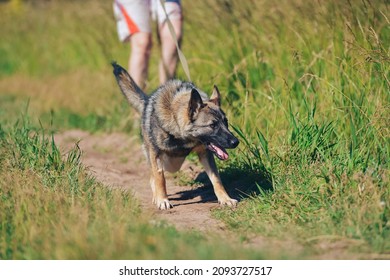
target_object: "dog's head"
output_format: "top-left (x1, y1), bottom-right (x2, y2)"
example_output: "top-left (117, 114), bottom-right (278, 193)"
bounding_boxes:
top-left (186, 85), bottom-right (239, 160)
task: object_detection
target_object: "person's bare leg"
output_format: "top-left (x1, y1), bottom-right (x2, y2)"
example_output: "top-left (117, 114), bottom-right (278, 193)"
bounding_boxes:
top-left (129, 32), bottom-right (152, 89)
top-left (158, 18), bottom-right (182, 84)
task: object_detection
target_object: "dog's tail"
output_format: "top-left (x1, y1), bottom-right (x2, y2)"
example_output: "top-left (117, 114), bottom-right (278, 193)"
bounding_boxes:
top-left (112, 62), bottom-right (147, 113)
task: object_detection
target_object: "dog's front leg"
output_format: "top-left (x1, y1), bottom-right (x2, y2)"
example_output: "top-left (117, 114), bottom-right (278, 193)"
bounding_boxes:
top-left (197, 150), bottom-right (238, 207)
top-left (149, 150), bottom-right (172, 210)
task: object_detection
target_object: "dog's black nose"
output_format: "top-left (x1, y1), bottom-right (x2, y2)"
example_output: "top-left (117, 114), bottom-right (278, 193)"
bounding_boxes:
top-left (230, 137), bottom-right (239, 148)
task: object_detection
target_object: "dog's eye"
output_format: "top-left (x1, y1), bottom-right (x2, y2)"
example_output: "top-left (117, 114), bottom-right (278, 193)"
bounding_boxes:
top-left (210, 122), bottom-right (217, 129)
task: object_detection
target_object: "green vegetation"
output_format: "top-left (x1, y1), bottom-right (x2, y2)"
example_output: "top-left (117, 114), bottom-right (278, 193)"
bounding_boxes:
top-left (0, 0), bottom-right (389, 258)
top-left (207, 0), bottom-right (390, 255)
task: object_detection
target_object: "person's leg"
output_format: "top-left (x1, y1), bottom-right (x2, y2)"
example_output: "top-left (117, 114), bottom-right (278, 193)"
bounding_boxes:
top-left (129, 32), bottom-right (152, 89)
top-left (156, 0), bottom-right (182, 84)
top-left (113, 0), bottom-right (152, 88)
top-left (158, 19), bottom-right (182, 84)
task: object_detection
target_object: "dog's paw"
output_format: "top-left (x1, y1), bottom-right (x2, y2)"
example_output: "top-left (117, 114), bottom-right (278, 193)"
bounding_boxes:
top-left (219, 198), bottom-right (238, 207)
top-left (154, 198), bottom-right (173, 210)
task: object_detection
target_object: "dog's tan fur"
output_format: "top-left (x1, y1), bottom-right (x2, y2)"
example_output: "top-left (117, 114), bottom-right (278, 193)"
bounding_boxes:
top-left (112, 62), bottom-right (239, 209)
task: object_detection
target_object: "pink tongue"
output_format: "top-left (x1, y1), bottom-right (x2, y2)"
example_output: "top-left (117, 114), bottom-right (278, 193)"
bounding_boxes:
top-left (211, 144), bottom-right (229, 160)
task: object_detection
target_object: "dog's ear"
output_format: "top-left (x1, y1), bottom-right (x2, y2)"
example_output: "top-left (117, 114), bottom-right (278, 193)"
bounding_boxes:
top-left (189, 88), bottom-right (204, 120)
top-left (209, 85), bottom-right (221, 107)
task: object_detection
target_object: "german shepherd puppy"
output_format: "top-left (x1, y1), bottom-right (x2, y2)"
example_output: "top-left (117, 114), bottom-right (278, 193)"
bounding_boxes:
top-left (112, 63), bottom-right (239, 210)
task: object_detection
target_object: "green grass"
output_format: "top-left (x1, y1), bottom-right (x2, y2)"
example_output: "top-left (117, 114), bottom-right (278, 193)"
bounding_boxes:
top-left (0, 0), bottom-right (389, 258)
top-left (217, 115), bottom-right (389, 254)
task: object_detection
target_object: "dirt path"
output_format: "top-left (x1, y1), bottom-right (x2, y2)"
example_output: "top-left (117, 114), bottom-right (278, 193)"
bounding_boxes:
top-left (55, 130), bottom-right (229, 233)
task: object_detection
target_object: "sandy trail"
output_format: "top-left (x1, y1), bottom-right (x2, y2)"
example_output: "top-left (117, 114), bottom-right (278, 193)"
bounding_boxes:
top-left (55, 129), bottom-right (229, 233)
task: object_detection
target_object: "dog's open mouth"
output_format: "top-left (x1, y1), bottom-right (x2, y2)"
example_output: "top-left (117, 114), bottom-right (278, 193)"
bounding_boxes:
top-left (207, 143), bottom-right (229, 160)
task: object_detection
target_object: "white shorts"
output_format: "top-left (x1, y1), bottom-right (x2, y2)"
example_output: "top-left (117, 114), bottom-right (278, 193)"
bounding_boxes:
top-left (113, 0), bottom-right (182, 42)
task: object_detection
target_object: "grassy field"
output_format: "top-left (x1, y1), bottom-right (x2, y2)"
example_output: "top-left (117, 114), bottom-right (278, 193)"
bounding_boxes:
top-left (0, 0), bottom-right (389, 259)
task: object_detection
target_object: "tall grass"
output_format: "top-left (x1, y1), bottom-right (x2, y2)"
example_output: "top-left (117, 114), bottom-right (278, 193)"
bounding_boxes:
top-left (183, 0), bottom-right (389, 254)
